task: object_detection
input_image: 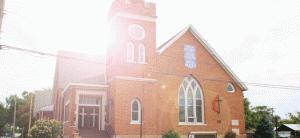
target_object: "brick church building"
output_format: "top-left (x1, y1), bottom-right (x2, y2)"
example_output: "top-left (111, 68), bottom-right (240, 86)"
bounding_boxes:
top-left (52, 0), bottom-right (248, 138)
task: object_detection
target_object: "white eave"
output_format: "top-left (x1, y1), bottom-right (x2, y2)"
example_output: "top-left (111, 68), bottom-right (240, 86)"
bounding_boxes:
top-left (62, 83), bottom-right (109, 94)
top-left (157, 25), bottom-right (248, 91)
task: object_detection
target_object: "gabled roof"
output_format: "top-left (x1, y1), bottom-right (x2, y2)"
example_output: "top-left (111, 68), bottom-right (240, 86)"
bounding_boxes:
top-left (53, 51), bottom-right (106, 90)
top-left (284, 124), bottom-right (300, 131)
top-left (157, 25), bottom-right (248, 91)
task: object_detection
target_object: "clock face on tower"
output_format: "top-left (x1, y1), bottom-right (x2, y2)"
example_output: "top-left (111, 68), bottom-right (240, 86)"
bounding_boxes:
top-left (128, 24), bottom-right (146, 41)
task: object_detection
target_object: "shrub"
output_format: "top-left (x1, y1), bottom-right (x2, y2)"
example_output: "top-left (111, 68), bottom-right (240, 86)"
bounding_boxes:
top-left (162, 129), bottom-right (180, 138)
top-left (29, 119), bottom-right (63, 138)
top-left (225, 131), bottom-right (236, 138)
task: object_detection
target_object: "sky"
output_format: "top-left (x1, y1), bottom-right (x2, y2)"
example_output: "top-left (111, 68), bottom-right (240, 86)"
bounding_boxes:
top-left (0, 0), bottom-right (300, 118)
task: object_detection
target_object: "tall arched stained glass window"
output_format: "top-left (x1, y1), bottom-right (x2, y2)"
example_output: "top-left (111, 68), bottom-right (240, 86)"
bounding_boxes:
top-left (178, 76), bottom-right (204, 124)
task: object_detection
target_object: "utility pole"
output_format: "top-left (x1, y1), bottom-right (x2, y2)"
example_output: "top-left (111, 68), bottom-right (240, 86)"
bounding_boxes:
top-left (27, 95), bottom-right (33, 136)
top-left (140, 107), bottom-right (143, 138)
top-left (13, 95), bottom-right (17, 138)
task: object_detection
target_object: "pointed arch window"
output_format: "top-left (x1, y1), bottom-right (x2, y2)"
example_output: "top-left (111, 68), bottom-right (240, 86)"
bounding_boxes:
top-left (138, 44), bottom-right (145, 63)
top-left (179, 76), bottom-right (204, 124)
top-left (131, 99), bottom-right (141, 124)
top-left (127, 42), bottom-right (134, 62)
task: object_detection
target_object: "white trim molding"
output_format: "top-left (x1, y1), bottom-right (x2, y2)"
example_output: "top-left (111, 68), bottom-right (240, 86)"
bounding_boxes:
top-left (75, 90), bottom-right (107, 131)
top-left (113, 76), bottom-right (157, 83)
top-left (190, 131), bottom-right (217, 134)
top-left (110, 12), bottom-right (157, 22)
top-left (62, 83), bottom-right (109, 94)
top-left (179, 122), bottom-right (207, 126)
top-left (63, 100), bottom-right (70, 123)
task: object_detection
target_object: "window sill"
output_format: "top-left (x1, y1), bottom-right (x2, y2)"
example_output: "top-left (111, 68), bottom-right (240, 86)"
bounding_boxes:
top-left (130, 121), bottom-right (141, 125)
top-left (178, 122), bottom-right (207, 126)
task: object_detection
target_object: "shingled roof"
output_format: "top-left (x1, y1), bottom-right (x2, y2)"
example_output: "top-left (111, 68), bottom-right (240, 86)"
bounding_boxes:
top-left (53, 51), bottom-right (106, 90)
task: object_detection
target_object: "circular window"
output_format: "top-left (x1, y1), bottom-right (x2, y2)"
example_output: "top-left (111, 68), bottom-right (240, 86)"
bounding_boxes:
top-left (226, 82), bottom-right (235, 93)
top-left (128, 24), bottom-right (146, 40)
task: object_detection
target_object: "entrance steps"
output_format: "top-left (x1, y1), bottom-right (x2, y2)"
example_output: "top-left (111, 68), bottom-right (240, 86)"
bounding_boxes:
top-left (78, 128), bottom-right (110, 138)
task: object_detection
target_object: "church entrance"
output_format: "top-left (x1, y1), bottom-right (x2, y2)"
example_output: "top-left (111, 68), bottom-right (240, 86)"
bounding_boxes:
top-left (78, 106), bottom-right (100, 129)
top-left (77, 95), bottom-right (102, 130)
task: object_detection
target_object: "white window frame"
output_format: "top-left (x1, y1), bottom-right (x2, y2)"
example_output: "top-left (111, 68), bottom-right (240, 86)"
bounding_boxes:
top-left (64, 100), bottom-right (70, 123)
top-left (127, 42), bottom-right (134, 63)
top-left (130, 99), bottom-right (141, 124)
top-left (178, 76), bottom-right (205, 125)
top-left (138, 44), bottom-right (146, 63)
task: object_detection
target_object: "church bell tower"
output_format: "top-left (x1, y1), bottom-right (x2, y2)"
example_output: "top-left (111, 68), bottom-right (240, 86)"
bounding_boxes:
top-left (107, 0), bottom-right (156, 79)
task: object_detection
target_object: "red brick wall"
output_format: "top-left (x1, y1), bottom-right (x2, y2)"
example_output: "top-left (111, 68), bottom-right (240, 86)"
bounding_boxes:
top-left (63, 88), bottom-right (77, 137)
top-left (108, 30), bottom-right (245, 136)
top-left (154, 31), bottom-right (245, 135)
top-left (53, 1), bottom-right (246, 137)
top-left (109, 79), bottom-right (159, 135)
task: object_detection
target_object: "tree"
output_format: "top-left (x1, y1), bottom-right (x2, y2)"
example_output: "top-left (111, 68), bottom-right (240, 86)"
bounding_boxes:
top-left (280, 112), bottom-right (300, 124)
top-left (244, 98), bottom-right (274, 131)
top-left (0, 103), bottom-right (8, 136)
top-left (244, 98), bottom-right (255, 130)
top-left (254, 115), bottom-right (274, 138)
top-left (5, 91), bottom-right (35, 138)
top-left (29, 119), bottom-right (63, 138)
top-left (162, 130), bottom-right (180, 138)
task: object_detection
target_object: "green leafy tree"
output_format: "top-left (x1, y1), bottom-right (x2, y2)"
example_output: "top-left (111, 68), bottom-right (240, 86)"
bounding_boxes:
top-left (29, 119), bottom-right (63, 138)
top-left (244, 98), bottom-right (274, 132)
top-left (254, 115), bottom-right (274, 138)
top-left (280, 112), bottom-right (300, 124)
top-left (162, 130), bottom-right (180, 138)
top-left (0, 103), bottom-right (8, 136)
top-left (5, 91), bottom-right (35, 137)
top-left (244, 98), bottom-right (255, 130)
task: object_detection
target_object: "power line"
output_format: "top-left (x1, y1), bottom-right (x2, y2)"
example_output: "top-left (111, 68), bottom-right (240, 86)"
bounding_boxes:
top-left (1, 44), bottom-right (300, 91)
top-left (0, 44), bottom-right (106, 64)
top-left (148, 69), bottom-right (300, 91)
